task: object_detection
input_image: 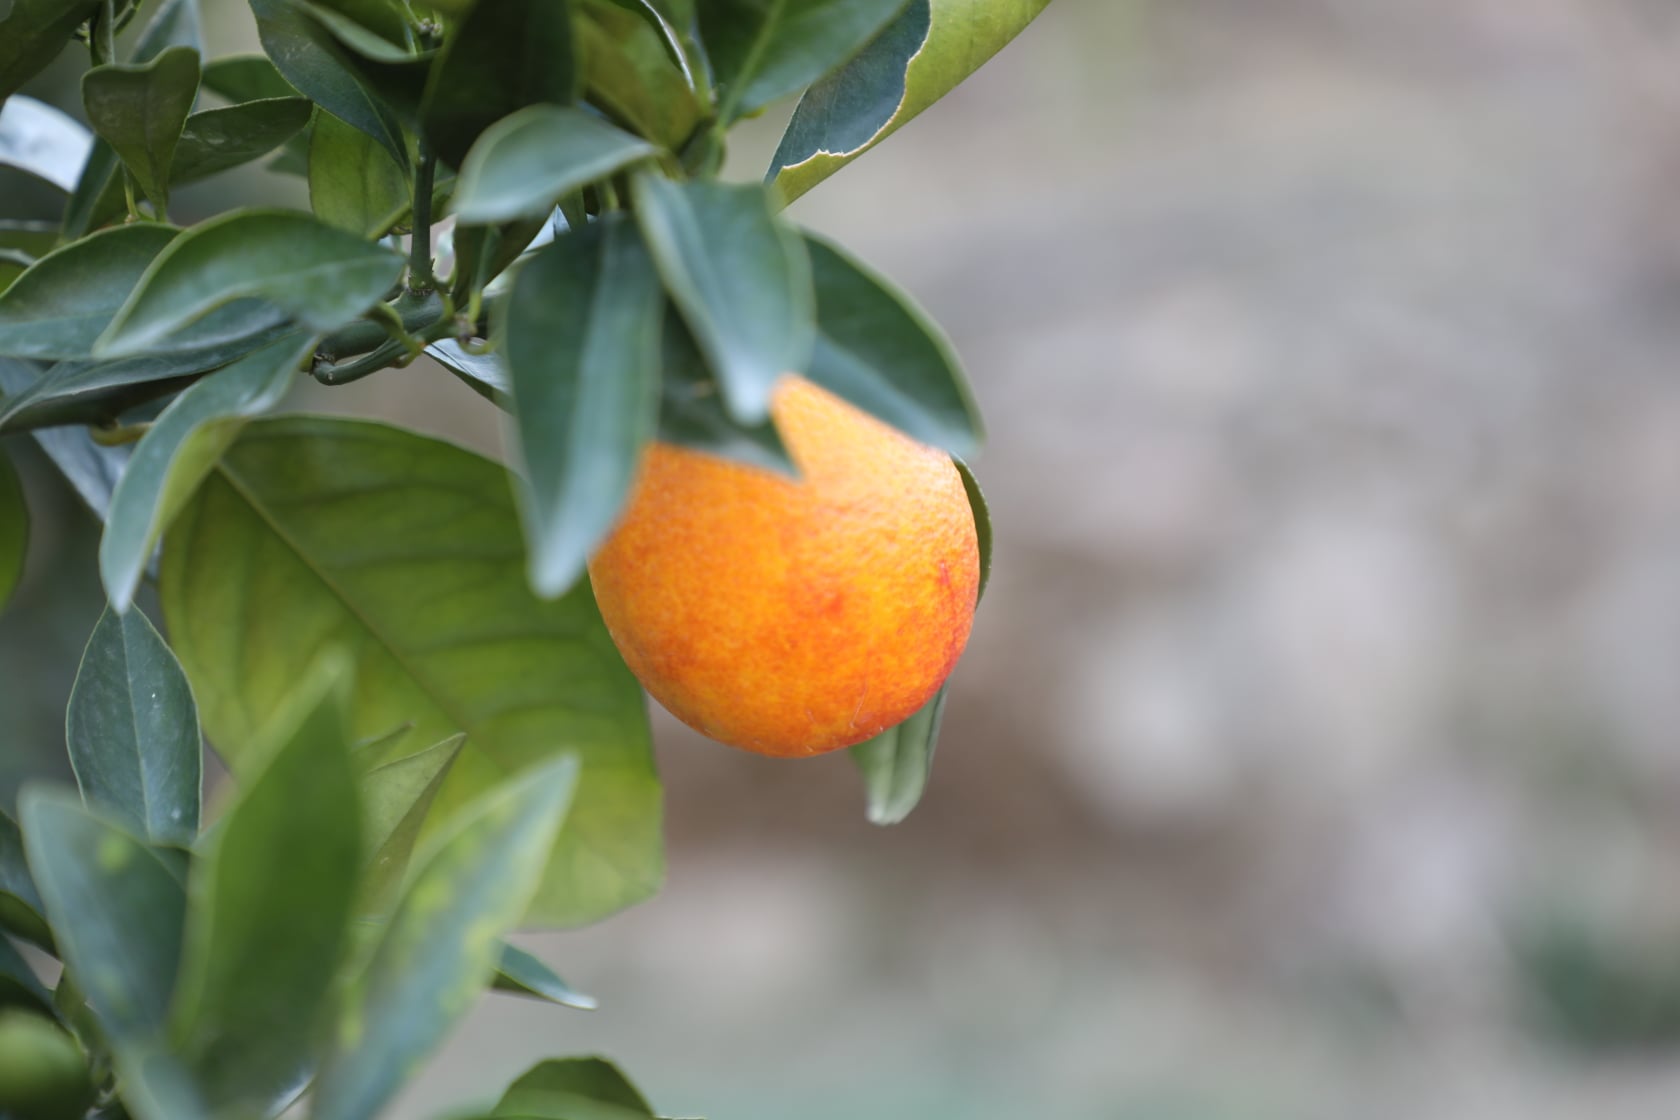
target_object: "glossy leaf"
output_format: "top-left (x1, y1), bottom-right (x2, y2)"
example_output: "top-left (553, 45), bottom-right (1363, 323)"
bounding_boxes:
top-left (631, 176), bottom-right (812, 424)
top-left (0, 453), bottom-right (23, 614)
top-left (0, 810), bottom-right (51, 950)
top-left (419, 0), bottom-right (578, 168)
top-left (0, 1), bottom-right (102, 103)
top-left (492, 941), bottom-right (596, 1010)
top-left (158, 417), bottom-right (662, 926)
top-left (427, 338), bottom-right (511, 408)
top-left (0, 224), bottom-right (177, 361)
top-left (168, 659), bottom-right (361, 1115)
top-left (848, 685), bottom-right (946, 825)
top-left (0, 931), bottom-right (52, 1014)
top-left (503, 218), bottom-right (662, 597)
top-left (66, 606), bottom-right (202, 845)
top-left (0, 356), bottom-right (132, 520)
top-left (311, 755), bottom-right (579, 1120)
top-left (0, 97), bottom-right (94, 193)
top-left (494, 1057), bottom-right (654, 1117)
top-left (81, 46), bottom-right (202, 213)
top-left (96, 210), bottom-right (402, 357)
top-left (358, 733), bottom-right (464, 912)
top-left (770, 0), bottom-right (1051, 204)
top-left (308, 110), bottom-right (408, 237)
top-left (655, 310), bottom-right (795, 475)
top-left (171, 96), bottom-right (312, 183)
top-left (956, 456), bottom-right (991, 599)
top-left (577, 0), bottom-right (702, 150)
top-left (200, 54), bottom-right (297, 103)
top-left (18, 790), bottom-right (186, 1039)
top-left (100, 334), bottom-right (310, 613)
top-left (802, 233), bottom-right (979, 456)
top-left (702, 0), bottom-right (908, 123)
top-left (453, 106), bottom-right (655, 225)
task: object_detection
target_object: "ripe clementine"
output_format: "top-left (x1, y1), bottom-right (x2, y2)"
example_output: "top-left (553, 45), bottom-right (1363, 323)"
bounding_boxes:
top-left (587, 376), bottom-right (979, 757)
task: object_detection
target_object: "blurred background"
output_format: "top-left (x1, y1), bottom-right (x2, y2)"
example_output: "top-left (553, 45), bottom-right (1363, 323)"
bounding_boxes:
top-left (10, 0), bottom-right (1680, 1116)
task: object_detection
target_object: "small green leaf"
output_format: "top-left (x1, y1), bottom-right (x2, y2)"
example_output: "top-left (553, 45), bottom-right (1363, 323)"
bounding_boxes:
top-left (311, 755), bottom-right (580, 1120)
top-left (492, 941), bottom-right (596, 1011)
top-left (803, 233), bottom-right (980, 458)
top-left (0, 453), bottom-right (24, 615)
top-left (0, 224), bottom-right (178, 361)
top-left (0, 933), bottom-right (52, 1014)
top-left (453, 105), bottom-right (655, 225)
top-left (848, 685), bottom-right (946, 825)
top-left (95, 210), bottom-right (402, 357)
top-left (426, 339), bottom-right (511, 408)
top-left (702, 0), bottom-right (909, 124)
top-left (0, 811), bottom-right (51, 950)
top-left (170, 96), bottom-right (312, 183)
top-left (0, 96), bottom-right (94, 193)
top-left (655, 310), bottom-right (795, 475)
top-left (955, 456), bottom-right (990, 600)
top-left (419, 0), bottom-right (579, 168)
top-left (357, 733), bottom-right (463, 913)
top-left (18, 790), bottom-right (186, 1039)
top-left (100, 333), bottom-right (311, 613)
top-left (168, 658), bottom-right (361, 1116)
top-left (503, 217), bottom-right (663, 598)
top-left (770, 0), bottom-right (1051, 204)
top-left (0, 0), bottom-right (103, 104)
top-left (81, 45), bottom-right (203, 214)
top-left (66, 607), bottom-right (202, 846)
top-left (631, 176), bottom-right (812, 425)
top-left (200, 54), bottom-right (298, 103)
top-left (576, 0), bottom-right (702, 150)
top-left (494, 1056), bottom-right (654, 1117)
top-left (308, 111), bottom-right (409, 237)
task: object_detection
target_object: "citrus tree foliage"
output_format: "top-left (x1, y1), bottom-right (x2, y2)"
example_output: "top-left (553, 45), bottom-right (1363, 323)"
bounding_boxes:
top-left (0, 0), bottom-right (1031, 1115)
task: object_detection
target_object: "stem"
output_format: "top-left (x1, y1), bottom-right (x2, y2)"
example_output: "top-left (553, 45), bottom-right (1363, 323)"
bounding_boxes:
top-left (315, 291), bottom-right (444, 362)
top-left (313, 340), bottom-right (407, 386)
top-left (408, 143), bottom-right (437, 293)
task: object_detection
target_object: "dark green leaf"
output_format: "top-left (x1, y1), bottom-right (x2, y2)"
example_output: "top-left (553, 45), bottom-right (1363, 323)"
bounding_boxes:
top-left (95, 210), bottom-right (402, 356)
top-left (0, 932), bottom-right (52, 1014)
top-left (0, 355), bottom-right (131, 520)
top-left (577, 0), bottom-right (702, 149)
top-left (419, 0), bottom-right (578, 168)
top-left (702, 0), bottom-right (908, 123)
top-left (0, 224), bottom-right (177, 361)
top-left (170, 97), bottom-right (312, 183)
top-left (0, 0), bottom-right (102, 104)
top-left (769, 0), bottom-right (1051, 204)
top-left (0, 810), bottom-right (51, 951)
top-left (306, 0), bottom-right (412, 45)
top-left (308, 110), bottom-right (408, 237)
top-left (158, 417), bottom-right (662, 927)
top-left (0, 97), bottom-right (94, 193)
top-left (503, 218), bottom-right (662, 597)
top-left (110, 1049), bottom-right (211, 1120)
top-left (494, 1056), bottom-right (654, 1117)
top-left (0, 220), bottom-right (59, 260)
top-left (0, 452), bottom-right (23, 613)
top-left (955, 456), bottom-right (990, 600)
top-left (66, 607), bottom-right (201, 846)
top-left (848, 685), bottom-right (946, 825)
top-left (128, 0), bottom-right (203, 61)
top-left (200, 54), bottom-right (297, 103)
top-left (168, 658), bottom-right (361, 1115)
top-left (357, 733), bottom-right (463, 913)
top-left (18, 790), bottom-right (185, 1039)
top-left (654, 312), bottom-right (795, 475)
top-left (426, 339), bottom-right (510, 408)
top-left (311, 755), bottom-right (579, 1120)
top-left (631, 175), bottom-right (812, 424)
top-left (81, 45), bottom-right (203, 214)
top-left (297, 0), bottom-right (413, 61)
top-left (100, 333), bottom-right (310, 613)
top-left (802, 233), bottom-right (980, 458)
top-left (492, 941), bottom-right (596, 1010)
top-left (453, 106), bottom-right (654, 225)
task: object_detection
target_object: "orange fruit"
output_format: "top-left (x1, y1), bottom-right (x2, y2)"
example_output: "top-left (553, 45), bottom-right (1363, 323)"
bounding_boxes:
top-left (587, 376), bottom-right (980, 757)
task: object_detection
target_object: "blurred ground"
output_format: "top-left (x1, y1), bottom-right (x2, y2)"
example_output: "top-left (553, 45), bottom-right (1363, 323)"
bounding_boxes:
top-left (11, 0), bottom-right (1680, 1117)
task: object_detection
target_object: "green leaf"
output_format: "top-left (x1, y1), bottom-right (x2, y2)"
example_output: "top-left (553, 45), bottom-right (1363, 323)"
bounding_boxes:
top-left (631, 176), bottom-right (812, 425)
top-left (848, 685), bottom-right (946, 825)
top-left (100, 333), bottom-right (311, 614)
top-left (503, 218), bottom-right (662, 598)
top-left (128, 0), bottom-right (203, 62)
top-left (655, 310), bottom-right (794, 475)
top-left (494, 1057), bottom-right (654, 1118)
top-left (81, 45), bottom-right (203, 214)
top-left (0, 811), bottom-right (51, 950)
top-left (453, 106), bottom-right (655, 225)
top-left (110, 1049), bottom-right (211, 1120)
top-left (167, 658), bottom-right (361, 1115)
top-left (311, 754), bottom-right (579, 1120)
top-left (0, 224), bottom-right (177, 361)
top-left (0, 932), bottom-right (52, 1014)
top-left (65, 607), bottom-right (202, 846)
top-left (0, 357), bottom-right (132, 521)
top-left (576, 0), bottom-right (702, 150)
top-left (170, 96), bottom-right (312, 183)
top-left (95, 210), bottom-right (402, 357)
top-left (492, 941), bottom-right (596, 1010)
top-left (0, 453), bottom-right (23, 615)
top-left (802, 233), bottom-right (979, 458)
top-left (357, 733), bottom-right (463, 913)
top-left (0, 0), bottom-right (102, 104)
top-left (955, 456), bottom-right (990, 600)
top-left (419, 0), bottom-right (579, 169)
top-left (0, 221), bottom-right (59, 260)
top-left (0, 97), bottom-right (94, 193)
top-left (701, 0), bottom-right (909, 124)
top-left (200, 54), bottom-right (298, 103)
top-left (158, 417), bottom-right (662, 927)
top-left (769, 0), bottom-right (1051, 204)
top-left (308, 110), bottom-right (409, 237)
top-left (17, 790), bottom-right (186, 1039)
top-left (426, 338), bottom-right (510, 408)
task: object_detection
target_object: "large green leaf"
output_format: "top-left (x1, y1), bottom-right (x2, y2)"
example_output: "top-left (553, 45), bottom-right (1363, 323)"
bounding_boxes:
top-left (0, 810), bottom-right (51, 950)
top-left (100, 334), bottom-right (312, 613)
top-left (768, 0), bottom-right (1051, 205)
top-left (17, 791), bottom-right (186, 1039)
top-left (802, 232), bottom-right (979, 458)
top-left (311, 754), bottom-right (579, 1120)
top-left (701, 0), bottom-right (908, 123)
top-left (453, 105), bottom-right (655, 225)
top-left (167, 660), bottom-right (361, 1114)
top-left (0, 224), bottom-right (177, 361)
top-left (81, 46), bottom-right (203, 214)
top-left (95, 210), bottom-right (402, 357)
top-left (503, 218), bottom-right (662, 598)
top-left (493, 1057), bottom-right (655, 1118)
top-left (492, 941), bottom-right (596, 1010)
top-left (0, 0), bottom-right (102, 104)
top-left (356, 732), bottom-right (463, 912)
top-left (170, 96), bottom-right (312, 183)
top-left (66, 606), bottom-right (202, 846)
top-left (200, 54), bottom-right (297, 103)
top-left (308, 110), bottom-right (408, 237)
top-left (158, 417), bottom-right (661, 926)
top-left (0, 453), bottom-right (23, 615)
top-left (0, 96), bottom-right (94, 193)
top-left (576, 0), bottom-right (701, 150)
top-left (631, 175), bottom-right (812, 424)
top-left (419, 0), bottom-right (578, 168)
